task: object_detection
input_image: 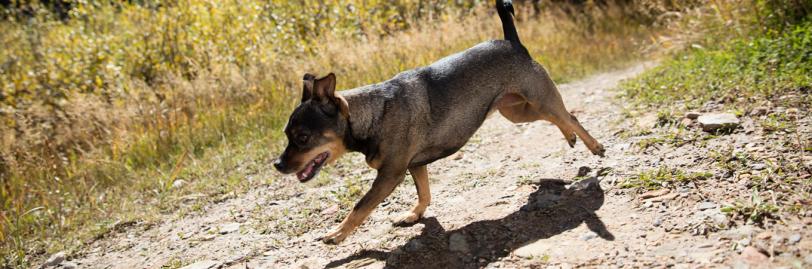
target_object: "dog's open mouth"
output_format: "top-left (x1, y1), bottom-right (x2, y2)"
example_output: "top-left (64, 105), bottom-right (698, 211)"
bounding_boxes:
top-left (296, 152), bottom-right (329, 182)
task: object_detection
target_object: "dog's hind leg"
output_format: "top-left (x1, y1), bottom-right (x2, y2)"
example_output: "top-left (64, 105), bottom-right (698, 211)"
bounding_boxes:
top-left (501, 63), bottom-right (605, 156)
top-left (393, 165), bottom-right (431, 226)
top-left (534, 90), bottom-right (605, 157)
top-left (497, 93), bottom-right (577, 147)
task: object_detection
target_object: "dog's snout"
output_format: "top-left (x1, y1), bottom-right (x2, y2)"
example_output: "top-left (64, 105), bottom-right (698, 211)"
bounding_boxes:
top-left (273, 158), bottom-right (286, 172)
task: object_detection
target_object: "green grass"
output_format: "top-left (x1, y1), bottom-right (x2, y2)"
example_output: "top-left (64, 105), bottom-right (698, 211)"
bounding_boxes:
top-left (622, 20), bottom-right (812, 110)
top-left (721, 190), bottom-right (779, 223)
top-left (620, 166), bottom-right (712, 190)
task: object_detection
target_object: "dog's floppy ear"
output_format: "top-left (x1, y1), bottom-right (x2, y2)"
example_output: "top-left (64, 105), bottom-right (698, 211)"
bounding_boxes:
top-left (302, 73), bottom-right (316, 102)
top-left (313, 73), bottom-right (337, 100)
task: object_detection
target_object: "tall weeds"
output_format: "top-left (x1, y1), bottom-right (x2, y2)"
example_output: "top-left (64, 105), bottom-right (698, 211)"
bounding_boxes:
top-left (1, 0), bottom-right (668, 266)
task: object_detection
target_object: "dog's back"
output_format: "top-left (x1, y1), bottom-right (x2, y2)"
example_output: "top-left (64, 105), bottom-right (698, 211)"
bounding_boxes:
top-left (342, 37), bottom-right (560, 167)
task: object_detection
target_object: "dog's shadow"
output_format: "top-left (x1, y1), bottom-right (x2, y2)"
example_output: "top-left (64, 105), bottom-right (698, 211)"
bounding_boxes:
top-left (326, 176), bottom-right (613, 268)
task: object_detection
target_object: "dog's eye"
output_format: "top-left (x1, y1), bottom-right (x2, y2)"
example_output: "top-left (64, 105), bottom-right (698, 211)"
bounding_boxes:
top-left (296, 134), bottom-right (309, 144)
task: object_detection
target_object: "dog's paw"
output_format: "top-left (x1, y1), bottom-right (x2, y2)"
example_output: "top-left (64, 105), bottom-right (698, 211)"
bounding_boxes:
top-left (591, 143), bottom-right (606, 157)
top-left (392, 212), bottom-right (421, 227)
top-left (566, 134), bottom-right (577, 148)
top-left (319, 228), bottom-right (349, 244)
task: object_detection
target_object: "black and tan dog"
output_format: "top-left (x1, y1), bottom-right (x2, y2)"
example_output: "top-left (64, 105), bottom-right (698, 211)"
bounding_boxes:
top-left (273, 0), bottom-right (605, 244)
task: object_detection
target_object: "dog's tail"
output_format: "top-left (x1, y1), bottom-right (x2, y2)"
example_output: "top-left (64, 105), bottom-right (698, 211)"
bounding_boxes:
top-left (496, 0), bottom-right (521, 44)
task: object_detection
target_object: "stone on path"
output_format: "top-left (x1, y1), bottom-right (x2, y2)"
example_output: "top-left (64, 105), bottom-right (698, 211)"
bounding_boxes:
top-left (697, 113), bottom-right (740, 132)
top-left (685, 111), bottom-right (701, 120)
top-left (40, 252), bottom-right (65, 268)
top-left (788, 234), bottom-right (802, 244)
top-left (750, 107), bottom-right (768, 116)
top-left (218, 223), bottom-right (240, 234)
top-left (739, 246), bottom-right (768, 265)
top-left (179, 260), bottom-right (220, 269)
top-left (640, 189), bottom-right (670, 199)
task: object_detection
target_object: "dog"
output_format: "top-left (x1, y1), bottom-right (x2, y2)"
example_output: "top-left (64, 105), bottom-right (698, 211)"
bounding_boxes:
top-left (273, 0), bottom-right (605, 244)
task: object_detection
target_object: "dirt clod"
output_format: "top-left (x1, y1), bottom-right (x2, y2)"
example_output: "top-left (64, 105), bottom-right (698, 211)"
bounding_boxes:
top-left (740, 246), bottom-right (768, 264)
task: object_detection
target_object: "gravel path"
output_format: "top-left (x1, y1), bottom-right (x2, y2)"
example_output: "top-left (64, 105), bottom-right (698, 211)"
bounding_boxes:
top-left (68, 63), bottom-right (811, 269)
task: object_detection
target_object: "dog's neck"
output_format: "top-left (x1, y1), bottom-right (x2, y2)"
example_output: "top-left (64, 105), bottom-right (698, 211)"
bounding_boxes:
top-left (338, 86), bottom-right (386, 157)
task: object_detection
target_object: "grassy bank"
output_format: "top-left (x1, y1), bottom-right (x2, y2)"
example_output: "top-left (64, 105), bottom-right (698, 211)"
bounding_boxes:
top-left (623, 0), bottom-right (812, 110)
top-left (1, 0), bottom-right (670, 266)
top-left (620, 0), bottom-right (811, 224)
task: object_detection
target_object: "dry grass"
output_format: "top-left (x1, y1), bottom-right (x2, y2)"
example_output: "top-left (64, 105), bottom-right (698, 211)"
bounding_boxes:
top-left (0, 0), bottom-right (671, 266)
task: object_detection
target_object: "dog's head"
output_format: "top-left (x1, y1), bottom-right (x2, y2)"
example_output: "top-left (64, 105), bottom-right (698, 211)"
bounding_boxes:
top-left (273, 73), bottom-right (350, 182)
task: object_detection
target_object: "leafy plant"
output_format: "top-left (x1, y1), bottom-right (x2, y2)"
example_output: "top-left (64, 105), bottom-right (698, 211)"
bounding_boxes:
top-left (621, 166), bottom-right (712, 190)
top-left (721, 190), bottom-right (779, 223)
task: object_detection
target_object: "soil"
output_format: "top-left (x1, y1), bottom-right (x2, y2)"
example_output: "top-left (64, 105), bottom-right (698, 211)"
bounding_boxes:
top-left (66, 63), bottom-right (812, 269)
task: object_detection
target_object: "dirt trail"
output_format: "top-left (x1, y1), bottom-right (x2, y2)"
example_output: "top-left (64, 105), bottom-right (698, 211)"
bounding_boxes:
top-left (72, 63), bottom-right (811, 269)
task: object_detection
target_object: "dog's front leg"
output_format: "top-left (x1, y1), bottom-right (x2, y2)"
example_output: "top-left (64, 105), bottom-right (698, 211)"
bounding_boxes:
top-left (393, 165), bottom-right (431, 226)
top-left (322, 165), bottom-right (406, 244)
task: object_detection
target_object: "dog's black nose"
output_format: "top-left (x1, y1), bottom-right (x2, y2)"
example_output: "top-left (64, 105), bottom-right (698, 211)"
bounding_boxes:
top-left (273, 158), bottom-right (285, 172)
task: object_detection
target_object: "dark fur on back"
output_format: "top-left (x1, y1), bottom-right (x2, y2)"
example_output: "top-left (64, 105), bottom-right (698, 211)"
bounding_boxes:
top-left (341, 40), bottom-right (541, 167)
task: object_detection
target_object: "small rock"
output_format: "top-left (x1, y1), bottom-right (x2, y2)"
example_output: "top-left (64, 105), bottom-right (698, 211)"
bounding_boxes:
top-left (773, 106), bottom-right (787, 113)
top-left (640, 189), bottom-right (670, 199)
top-left (756, 231), bottom-right (772, 240)
top-left (637, 114), bottom-right (658, 129)
top-left (179, 260), bottom-right (220, 269)
top-left (449, 233), bottom-right (469, 253)
top-left (710, 211), bottom-right (727, 227)
top-left (219, 223), bottom-right (240, 234)
top-left (697, 113), bottom-right (740, 132)
top-left (771, 235), bottom-right (785, 245)
top-left (321, 204), bottom-right (339, 216)
top-left (723, 225), bottom-right (757, 240)
top-left (751, 107), bottom-right (768, 116)
top-left (172, 179), bottom-right (187, 189)
top-left (788, 234), bottom-right (802, 244)
top-left (739, 246), bottom-right (768, 264)
top-left (200, 233), bottom-right (216, 241)
top-left (223, 254), bottom-right (247, 265)
top-left (650, 193), bottom-right (679, 202)
top-left (786, 108), bottom-right (799, 119)
top-left (40, 252), bottom-right (66, 268)
top-left (750, 163), bottom-right (767, 171)
top-left (803, 156), bottom-right (812, 169)
top-left (60, 262), bottom-right (78, 269)
top-left (680, 117), bottom-right (694, 127)
top-left (653, 217), bottom-right (663, 227)
top-left (581, 232), bottom-right (598, 241)
top-left (685, 111), bottom-right (701, 120)
top-left (697, 202), bottom-right (718, 211)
